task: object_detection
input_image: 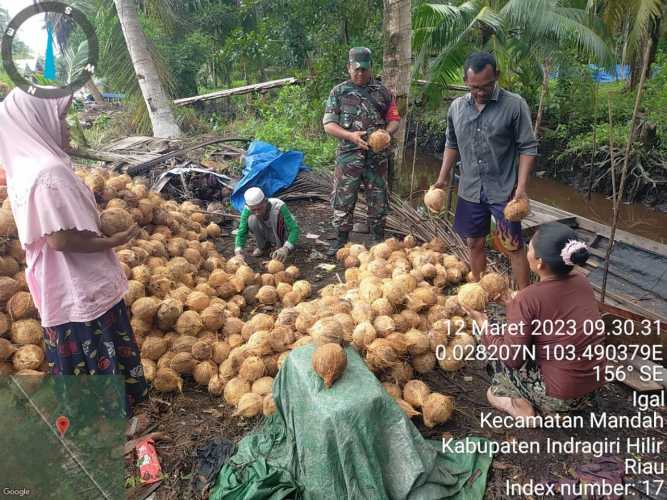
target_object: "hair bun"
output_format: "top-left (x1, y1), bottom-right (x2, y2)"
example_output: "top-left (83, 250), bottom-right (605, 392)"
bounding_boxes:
top-left (570, 247), bottom-right (590, 266)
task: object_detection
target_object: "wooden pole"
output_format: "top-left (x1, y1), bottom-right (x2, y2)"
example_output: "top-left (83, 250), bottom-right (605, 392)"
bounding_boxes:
top-left (601, 38), bottom-right (653, 303)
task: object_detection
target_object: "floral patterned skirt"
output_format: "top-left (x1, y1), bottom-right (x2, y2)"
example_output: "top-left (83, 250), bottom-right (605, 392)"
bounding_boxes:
top-left (43, 300), bottom-right (148, 417)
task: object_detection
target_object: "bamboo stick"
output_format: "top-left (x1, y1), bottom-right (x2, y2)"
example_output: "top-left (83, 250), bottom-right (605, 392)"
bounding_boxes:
top-left (601, 38), bottom-right (653, 303)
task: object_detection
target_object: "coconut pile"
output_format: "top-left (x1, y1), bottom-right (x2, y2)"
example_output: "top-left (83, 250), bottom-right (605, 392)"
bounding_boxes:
top-left (0, 169), bottom-right (509, 429)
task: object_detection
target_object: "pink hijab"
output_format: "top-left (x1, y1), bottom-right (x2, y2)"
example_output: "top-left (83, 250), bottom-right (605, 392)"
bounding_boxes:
top-left (0, 88), bottom-right (77, 244)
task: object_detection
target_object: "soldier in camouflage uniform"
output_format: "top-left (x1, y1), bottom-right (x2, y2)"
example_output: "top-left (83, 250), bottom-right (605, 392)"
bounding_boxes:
top-left (323, 47), bottom-right (401, 256)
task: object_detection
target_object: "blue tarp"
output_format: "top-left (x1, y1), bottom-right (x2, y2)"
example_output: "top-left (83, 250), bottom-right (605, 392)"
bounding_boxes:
top-left (231, 141), bottom-right (309, 213)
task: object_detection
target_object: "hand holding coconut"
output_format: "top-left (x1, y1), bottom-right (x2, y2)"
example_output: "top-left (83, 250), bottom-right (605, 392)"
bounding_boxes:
top-left (367, 129), bottom-right (391, 153)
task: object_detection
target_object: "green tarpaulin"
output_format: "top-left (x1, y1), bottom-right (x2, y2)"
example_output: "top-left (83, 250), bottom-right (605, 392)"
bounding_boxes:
top-left (210, 345), bottom-right (491, 500)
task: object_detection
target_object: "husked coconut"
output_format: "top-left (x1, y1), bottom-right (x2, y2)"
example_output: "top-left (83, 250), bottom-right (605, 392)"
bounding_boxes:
top-left (206, 223), bottom-right (222, 238)
top-left (193, 361), bottom-right (218, 386)
top-left (372, 315), bottom-right (395, 337)
top-left (424, 188), bottom-right (446, 212)
top-left (186, 291), bottom-right (210, 312)
top-left (251, 376), bottom-right (274, 396)
top-left (170, 352), bottom-right (197, 374)
top-left (141, 337), bottom-right (169, 361)
top-left (131, 297), bottom-right (160, 323)
top-left (201, 303), bottom-right (226, 331)
top-left (156, 298), bottom-right (183, 330)
top-left (192, 340), bottom-right (213, 361)
top-left (351, 302), bottom-right (373, 323)
top-left (479, 273), bottom-right (508, 300)
top-left (239, 356), bottom-right (265, 382)
top-left (176, 310), bottom-right (203, 336)
top-left (371, 298), bottom-right (393, 317)
top-left (100, 208), bottom-right (133, 236)
top-left (457, 283), bottom-right (487, 311)
top-left (422, 393), bottom-right (454, 427)
top-left (396, 399), bottom-right (420, 418)
top-left (12, 345), bottom-right (44, 371)
top-left (224, 376), bottom-right (251, 405)
top-left (256, 286), bottom-right (278, 305)
top-left (0, 208), bottom-right (18, 237)
top-left (11, 320), bottom-right (42, 345)
top-left (366, 338), bottom-right (399, 371)
top-left (405, 329), bottom-right (430, 355)
top-left (154, 367), bottom-right (183, 392)
top-left (141, 359), bottom-right (157, 382)
top-left (503, 197), bottom-right (529, 221)
top-left (171, 335), bottom-right (197, 354)
top-left (263, 394), bottom-right (277, 416)
top-left (292, 280), bottom-right (312, 299)
top-left (312, 343), bottom-right (347, 388)
top-left (388, 361), bottom-right (413, 385)
top-left (212, 340), bottom-right (231, 364)
top-left (7, 292), bottom-right (36, 320)
top-left (403, 380), bottom-right (431, 408)
top-left (0, 277), bottom-right (19, 303)
top-left (411, 352), bottom-right (437, 374)
top-left (309, 317), bottom-right (344, 346)
top-left (233, 392), bottom-right (263, 417)
top-left (0, 338), bottom-right (16, 360)
top-left (208, 374), bottom-right (225, 396)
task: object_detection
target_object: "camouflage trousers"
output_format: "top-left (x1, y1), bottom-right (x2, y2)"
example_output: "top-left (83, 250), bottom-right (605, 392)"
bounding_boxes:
top-left (332, 151), bottom-right (389, 232)
top-left (487, 359), bottom-right (599, 415)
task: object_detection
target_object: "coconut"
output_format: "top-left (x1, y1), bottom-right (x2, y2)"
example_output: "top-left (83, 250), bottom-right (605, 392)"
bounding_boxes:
top-left (186, 291), bottom-right (210, 312)
top-left (479, 273), bottom-right (508, 300)
top-left (7, 292), bottom-right (36, 320)
top-left (0, 277), bottom-right (19, 303)
top-left (223, 318), bottom-right (245, 338)
top-left (233, 392), bottom-right (263, 417)
top-left (388, 361), bottom-right (413, 385)
top-left (238, 355), bottom-right (266, 382)
top-left (99, 207), bottom-right (133, 237)
top-left (504, 197), bottom-right (530, 222)
top-left (423, 393), bottom-right (454, 428)
top-left (12, 345), bottom-right (44, 371)
top-left (333, 313), bottom-right (355, 342)
top-left (141, 337), bottom-right (169, 361)
top-left (10, 319), bottom-right (42, 345)
top-left (255, 286), bottom-right (277, 305)
top-left (437, 345), bottom-right (464, 372)
top-left (263, 394), bottom-right (277, 416)
top-left (386, 333), bottom-right (408, 356)
top-left (156, 298), bottom-right (182, 330)
top-left (406, 287), bottom-right (437, 311)
top-left (457, 283), bottom-right (487, 311)
top-left (312, 343), bottom-right (347, 388)
top-left (368, 129), bottom-right (391, 153)
top-left (411, 351), bottom-right (437, 374)
top-left (289, 280), bottom-right (310, 299)
top-left (191, 340), bottom-right (213, 361)
top-left (193, 361), bottom-right (218, 386)
top-left (205, 222), bottom-right (222, 239)
top-left (403, 380), bottom-right (431, 409)
top-left (263, 259), bottom-right (282, 275)
top-left (0, 256), bottom-right (19, 277)
top-left (207, 374), bottom-right (225, 396)
top-left (200, 304), bottom-right (225, 331)
top-left (351, 321), bottom-right (376, 351)
top-left (0, 338), bottom-right (16, 361)
top-left (396, 399), bottom-right (420, 418)
top-left (309, 317), bottom-right (344, 346)
top-left (366, 338), bottom-right (399, 371)
top-left (405, 329), bottom-right (430, 355)
top-left (251, 376), bottom-right (274, 396)
top-left (176, 310), bottom-right (203, 336)
top-left (276, 308), bottom-right (299, 328)
top-left (249, 313), bottom-right (275, 332)
top-left (0, 361), bottom-right (13, 375)
top-left (0, 208), bottom-right (18, 237)
top-left (211, 340), bottom-right (231, 364)
top-left (295, 313), bottom-right (317, 334)
top-left (382, 281), bottom-right (405, 307)
top-left (154, 367), bottom-right (183, 392)
top-left (351, 302), bottom-right (373, 324)
top-left (130, 297), bottom-right (159, 323)
top-left (382, 382), bottom-right (402, 400)
top-left (170, 352), bottom-right (197, 374)
top-left (291, 336), bottom-right (313, 349)
top-left (372, 315), bottom-right (395, 337)
top-left (141, 359), bottom-right (157, 383)
top-left (183, 248), bottom-right (203, 268)
top-left (424, 188), bottom-right (446, 213)
top-left (224, 376), bottom-right (251, 406)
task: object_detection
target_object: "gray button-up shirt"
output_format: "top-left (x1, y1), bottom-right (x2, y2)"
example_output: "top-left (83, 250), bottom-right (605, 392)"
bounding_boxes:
top-left (445, 86), bottom-right (538, 204)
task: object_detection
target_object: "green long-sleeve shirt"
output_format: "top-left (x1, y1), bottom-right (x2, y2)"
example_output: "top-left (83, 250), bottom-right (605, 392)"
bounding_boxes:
top-left (235, 198), bottom-right (300, 251)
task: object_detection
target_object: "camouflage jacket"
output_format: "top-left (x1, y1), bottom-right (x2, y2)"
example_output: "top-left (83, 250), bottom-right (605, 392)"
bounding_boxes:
top-left (323, 79), bottom-right (394, 155)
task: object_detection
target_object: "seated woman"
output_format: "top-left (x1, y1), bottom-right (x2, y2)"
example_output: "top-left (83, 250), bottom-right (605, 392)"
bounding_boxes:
top-left (467, 222), bottom-right (606, 419)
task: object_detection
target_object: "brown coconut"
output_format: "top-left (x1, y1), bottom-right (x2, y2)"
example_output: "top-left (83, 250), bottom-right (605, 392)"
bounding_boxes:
top-left (312, 343), bottom-right (347, 388)
top-left (503, 197), bottom-right (530, 222)
top-left (131, 297), bottom-right (160, 323)
top-left (193, 361), bottom-right (218, 386)
top-left (239, 356), bottom-right (266, 382)
top-left (405, 329), bottom-right (430, 355)
top-left (176, 310), bottom-right (203, 336)
top-left (7, 292), bottom-right (36, 320)
top-left (411, 351), bottom-right (437, 374)
top-left (12, 345), bottom-right (44, 371)
top-left (309, 318), bottom-right (344, 346)
top-left (263, 394), bottom-right (277, 416)
top-left (366, 338), bottom-right (399, 371)
top-left (0, 208), bottom-right (18, 237)
top-left (154, 367), bottom-right (183, 392)
top-left (172, 335), bottom-right (198, 354)
top-left (396, 399), bottom-right (421, 418)
top-left (403, 379), bottom-right (431, 409)
top-left (208, 374), bottom-right (225, 396)
top-left (479, 273), bottom-right (508, 300)
top-left (141, 337), bottom-right (169, 361)
top-left (457, 283), bottom-right (487, 311)
top-left (424, 188), bottom-right (446, 212)
top-left (192, 340), bottom-right (213, 361)
top-left (422, 393), bottom-right (455, 428)
top-left (0, 338), bottom-right (16, 361)
top-left (212, 340), bottom-right (231, 364)
top-left (368, 129), bottom-right (391, 153)
top-left (224, 376), bottom-right (251, 406)
top-left (0, 277), bottom-right (19, 303)
top-left (170, 352), bottom-right (197, 374)
top-left (233, 392), bottom-right (263, 417)
top-left (251, 376), bottom-right (274, 396)
top-left (10, 319), bottom-right (42, 345)
top-left (292, 280), bottom-right (312, 299)
top-left (156, 298), bottom-right (183, 330)
top-left (100, 208), bottom-right (133, 236)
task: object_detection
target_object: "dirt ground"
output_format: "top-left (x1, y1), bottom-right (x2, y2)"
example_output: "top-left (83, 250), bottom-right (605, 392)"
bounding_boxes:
top-left (124, 198), bottom-right (667, 500)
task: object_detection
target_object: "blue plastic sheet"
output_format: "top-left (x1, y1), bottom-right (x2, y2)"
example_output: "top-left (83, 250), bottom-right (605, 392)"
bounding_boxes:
top-left (231, 141), bottom-right (309, 213)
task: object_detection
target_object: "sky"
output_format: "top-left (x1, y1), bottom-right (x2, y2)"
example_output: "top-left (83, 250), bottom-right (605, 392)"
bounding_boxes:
top-left (1, 0), bottom-right (50, 61)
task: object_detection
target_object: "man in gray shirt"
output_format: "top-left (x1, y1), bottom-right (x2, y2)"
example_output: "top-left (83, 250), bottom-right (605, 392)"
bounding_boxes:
top-left (433, 52), bottom-right (538, 288)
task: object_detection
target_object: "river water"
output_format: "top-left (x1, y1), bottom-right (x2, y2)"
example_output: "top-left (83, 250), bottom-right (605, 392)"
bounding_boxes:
top-left (397, 152), bottom-right (667, 244)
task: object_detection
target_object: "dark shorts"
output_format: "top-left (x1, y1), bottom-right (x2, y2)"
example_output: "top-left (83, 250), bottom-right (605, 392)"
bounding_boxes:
top-left (453, 190), bottom-right (524, 251)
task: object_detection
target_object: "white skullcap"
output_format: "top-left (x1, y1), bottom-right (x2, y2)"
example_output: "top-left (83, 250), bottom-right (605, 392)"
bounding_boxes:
top-left (244, 187), bottom-right (265, 207)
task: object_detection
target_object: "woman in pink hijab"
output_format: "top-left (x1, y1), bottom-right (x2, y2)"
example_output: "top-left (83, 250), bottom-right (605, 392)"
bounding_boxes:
top-left (0, 89), bottom-right (147, 416)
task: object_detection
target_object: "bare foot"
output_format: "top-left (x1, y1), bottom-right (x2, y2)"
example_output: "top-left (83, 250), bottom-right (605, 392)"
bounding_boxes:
top-left (487, 387), bottom-right (537, 425)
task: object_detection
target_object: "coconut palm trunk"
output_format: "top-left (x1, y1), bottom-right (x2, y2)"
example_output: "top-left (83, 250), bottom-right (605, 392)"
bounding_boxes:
top-left (114, 0), bottom-right (181, 138)
top-left (382, 0), bottom-right (411, 183)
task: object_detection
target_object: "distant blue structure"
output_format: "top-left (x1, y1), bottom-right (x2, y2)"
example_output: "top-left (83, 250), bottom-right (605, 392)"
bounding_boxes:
top-left (548, 64), bottom-right (631, 83)
top-left (44, 22), bottom-right (57, 81)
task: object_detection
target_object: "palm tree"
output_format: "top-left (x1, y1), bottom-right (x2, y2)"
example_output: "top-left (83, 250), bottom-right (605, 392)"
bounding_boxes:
top-left (114, 0), bottom-right (181, 138)
top-left (383, 0), bottom-right (412, 170)
top-left (413, 0), bottom-right (614, 123)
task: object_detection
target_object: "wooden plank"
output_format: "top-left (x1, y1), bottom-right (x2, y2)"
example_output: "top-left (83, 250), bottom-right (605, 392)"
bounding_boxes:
top-left (174, 77), bottom-right (299, 106)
